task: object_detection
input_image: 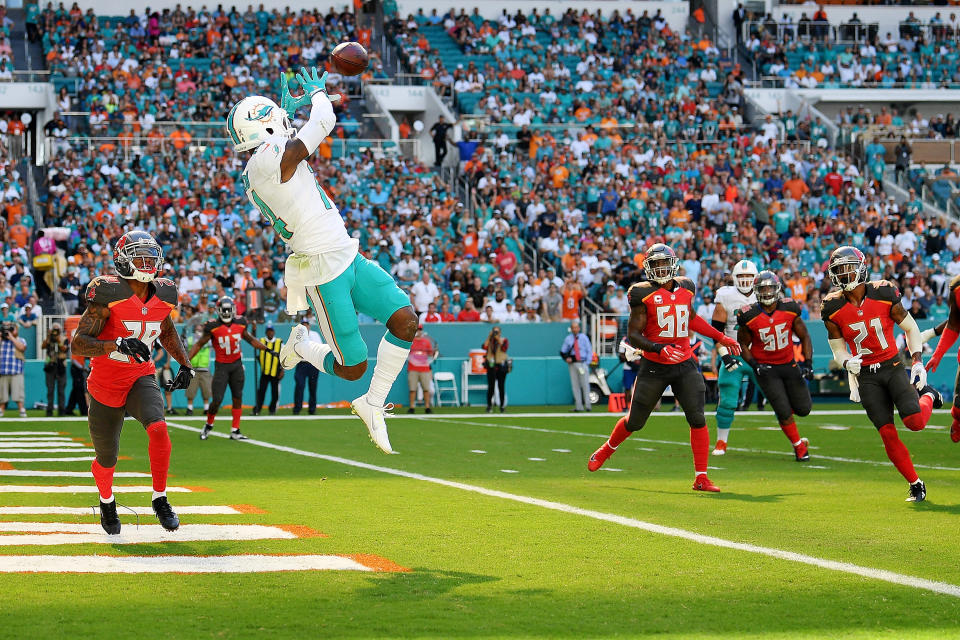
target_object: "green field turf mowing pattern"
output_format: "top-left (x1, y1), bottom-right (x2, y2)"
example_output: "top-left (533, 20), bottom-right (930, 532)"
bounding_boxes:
top-left (2, 408), bottom-right (960, 639)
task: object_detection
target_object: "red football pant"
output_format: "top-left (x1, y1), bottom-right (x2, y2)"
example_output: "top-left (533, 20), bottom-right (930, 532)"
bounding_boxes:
top-left (146, 421), bottom-right (171, 493)
top-left (91, 460), bottom-right (115, 500)
top-left (878, 424), bottom-right (918, 483)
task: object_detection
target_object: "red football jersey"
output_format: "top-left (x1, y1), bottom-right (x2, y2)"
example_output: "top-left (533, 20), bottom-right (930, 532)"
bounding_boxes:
top-left (203, 318), bottom-right (247, 363)
top-left (85, 276), bottom-right (178, 408)
top-left (820, 281), bottom-right (901, 366)
top-left (738, 299), bottom-right (803, 365)
top-left (627, 277), bottom-right (696, 365)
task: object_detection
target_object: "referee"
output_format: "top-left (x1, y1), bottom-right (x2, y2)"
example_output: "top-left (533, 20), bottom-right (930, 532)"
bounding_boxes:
top-left (254, 324), bottom-right (283, 416)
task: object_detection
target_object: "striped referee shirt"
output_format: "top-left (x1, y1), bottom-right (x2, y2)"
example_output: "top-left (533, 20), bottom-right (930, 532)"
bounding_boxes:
top-left (258, 337), bottom-right (282, 377)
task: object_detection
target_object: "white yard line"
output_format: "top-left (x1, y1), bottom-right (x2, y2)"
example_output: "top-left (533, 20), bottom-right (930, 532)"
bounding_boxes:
top-left (0, 485), bottom-right (195, 493)
top-left (416, 417), bottom-right (960, 472)
top-left (0, 448), bottom-right (91, 453)
top-left (0, 437), bottom-right (74, 442)
top-left (0, 470), bottom-right (150, 478)
top-left (0, 505), bottom-right (247, 516)
top-left (0, 457), bottom-right (94, 462)
top-left (0, 442), bottom-right (85, 448)
top-left (0, 554), bottom-right (373, 573)
top-left (0, 524), bottom-right (304, 546)
top-left (166, 421), bottom-right (960, 600)
top-left (0, 431), bottom-right (62, 435)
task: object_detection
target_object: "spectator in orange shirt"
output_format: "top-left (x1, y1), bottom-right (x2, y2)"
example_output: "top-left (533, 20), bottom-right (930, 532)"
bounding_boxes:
top-left (782, 172), bottom-right (810, 201)
top-left (561, 278), bottom-right (585, 320)
top-left (550, 163), bottom-right (569, 188)
top-left (785, 271), bottom-right (811, 302)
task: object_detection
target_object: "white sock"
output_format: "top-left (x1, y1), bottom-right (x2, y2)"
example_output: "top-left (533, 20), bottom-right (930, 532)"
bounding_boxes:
top-left (716, 427), bottom-right (730, 443)
top-left (187, 403), bottom-right (193, 411)
top-left (152, 490), bottom-right (166, 501)
top-left (296, 341), bottom-right (333, 375)
top-left (366, 334), bottom-right (411, 407)
top-left (793, 440), bottom-right (802, 447)
top-left (101, 494), bottom-right (114, 504)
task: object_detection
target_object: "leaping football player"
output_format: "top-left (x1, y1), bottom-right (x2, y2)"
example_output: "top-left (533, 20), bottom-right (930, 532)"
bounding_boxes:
top-left (226, 67), bottom-right (418, 453)
top-left (188, 295), bottom-right (270, 441)
top-left (711, 260), bottom-right (759, 455)
top-left (588, 244), bottom-right (743, 492)
top-left (737, 271), bottom-right (813, 461)
top-left (821, 246), bottom-right (942, 502)
top-left (72, 231), bottom-right (195, 535)
top-left (924, 274), bottom-right (960, 443)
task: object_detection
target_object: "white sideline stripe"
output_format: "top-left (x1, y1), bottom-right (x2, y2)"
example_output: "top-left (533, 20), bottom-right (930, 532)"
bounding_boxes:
top-left (0, 524), bottom-right (298, 546)
top-left (0, 485), bottom-right (194, 493)
top-left (417, 417), bottom-right (960, 473)
top-left (0, 448), bottom-right (91, 453)
top-left (0, 470), bottom-right (150, 478)
top-left (166, 421), bottom-right (960, 600)
top-left (0, 505), bottom-right (244, 516)
top-left (0, 555), bottom-right (371, 573)
top-left (0, 442), bottom-right (85, 448)
top-left (0, 457), bottom-right (94, 462)
top-left (0, 437), bottom-right (73, 442)
top-left (0, 431), bottom-right (61, 435)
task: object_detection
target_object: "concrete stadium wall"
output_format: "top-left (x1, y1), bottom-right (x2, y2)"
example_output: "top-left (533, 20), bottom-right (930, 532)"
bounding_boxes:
top-left (17, 319), bottom-right (959, 411)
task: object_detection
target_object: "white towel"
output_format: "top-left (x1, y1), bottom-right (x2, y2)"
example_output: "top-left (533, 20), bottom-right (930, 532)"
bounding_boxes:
top-left (848, 371), bottom-right (860, 403)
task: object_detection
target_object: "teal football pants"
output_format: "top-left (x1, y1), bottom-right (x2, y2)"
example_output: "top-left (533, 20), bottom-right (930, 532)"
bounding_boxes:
top-left (715, 356), bottom-right (759, 432)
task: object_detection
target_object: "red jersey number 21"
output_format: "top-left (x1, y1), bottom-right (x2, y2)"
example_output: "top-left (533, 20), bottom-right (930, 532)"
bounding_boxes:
top-left (656, 305), bottom-right (689, 339)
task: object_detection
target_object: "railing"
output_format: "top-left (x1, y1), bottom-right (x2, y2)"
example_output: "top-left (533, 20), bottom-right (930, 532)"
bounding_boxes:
top-left (591, 312), bottom-right (628, 358)
top-left (743, 20), bottom-right (878, 44)
top-left (758, 75), bottom-right (960, 90)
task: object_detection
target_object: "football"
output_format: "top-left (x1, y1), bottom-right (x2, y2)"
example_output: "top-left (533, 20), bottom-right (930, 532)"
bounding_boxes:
top-left (330, 41), bottom-right (368, 76)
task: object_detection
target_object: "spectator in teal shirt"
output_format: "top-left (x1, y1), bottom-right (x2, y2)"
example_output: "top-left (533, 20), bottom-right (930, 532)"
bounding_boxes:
top-left (470, 253), bottom-right (497, 287)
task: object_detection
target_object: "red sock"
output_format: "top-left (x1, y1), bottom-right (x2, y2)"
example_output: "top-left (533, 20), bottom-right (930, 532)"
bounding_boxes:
top-left (878, 424), bottom-right (919, 483)
top-left (780, 420), bottom-right (800, 445)
top-left (146, 421), bottom-right (171, 493)
top-left (607, 417), bottom-right (631, 448)
top-left (231, 407), bottom-right (242, 431)
top-left (205, 410), bottom-right (216, 427)
top-left (91, 460), bottom-right (115, 500)
top-left (952, 405), bottom-right (960, 423)
top-left (690, 426), bottom-right (709, 475)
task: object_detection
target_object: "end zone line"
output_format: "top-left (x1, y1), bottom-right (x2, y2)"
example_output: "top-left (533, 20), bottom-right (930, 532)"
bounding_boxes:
top-left (166, 421), bottom-right (960, 600)
top-left (415, 417), bottom-right (960, 473)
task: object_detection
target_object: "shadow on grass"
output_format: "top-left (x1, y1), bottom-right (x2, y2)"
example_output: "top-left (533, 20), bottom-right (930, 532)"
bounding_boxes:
top-left (358, 568), bottom-right (499, 599)
top-left (613, 486), bottom-right (799, 503)
top-left (912, 501), bottom-right (960, 515)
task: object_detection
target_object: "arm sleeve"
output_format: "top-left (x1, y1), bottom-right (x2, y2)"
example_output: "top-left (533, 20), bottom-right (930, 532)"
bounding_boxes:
top-left (829, 337), bottom-right (852, 365)
top-left (295, 92), bottom-right (336, 155)
top-left (689, 312), bottom-right (726, 343)
top-left (897, 313), bottom-right (922, 356)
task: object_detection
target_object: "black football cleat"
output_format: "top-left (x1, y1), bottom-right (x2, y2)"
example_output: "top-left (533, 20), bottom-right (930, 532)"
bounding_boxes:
top-left (920, 385), bottom-right (943, 410)
top-left (229, 429), bottom-right (248, 440)
top-left (99, 499), bottom-right (121, 535)
top-left (199, 425), bottom-right (213, 440)
top-left (906, 479), bottom-right (926, 503)
top-left (152, 496), bottom-right (180, 531)
top-left (185, 408), bottom-right (194, 416)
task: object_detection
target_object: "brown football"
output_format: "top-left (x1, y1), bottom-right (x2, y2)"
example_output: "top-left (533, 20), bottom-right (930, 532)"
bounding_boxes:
top-left (331, 41), bottom-right (369, 76)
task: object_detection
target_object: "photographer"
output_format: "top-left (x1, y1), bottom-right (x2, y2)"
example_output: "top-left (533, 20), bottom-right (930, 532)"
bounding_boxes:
top-left (42, 322), bottom-right (68, 416)
top-left (0, 322), bottom-right (27, 417)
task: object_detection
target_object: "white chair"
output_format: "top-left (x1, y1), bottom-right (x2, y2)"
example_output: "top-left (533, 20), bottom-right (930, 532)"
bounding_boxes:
top-left (433, 371), bottom-right (460, 407)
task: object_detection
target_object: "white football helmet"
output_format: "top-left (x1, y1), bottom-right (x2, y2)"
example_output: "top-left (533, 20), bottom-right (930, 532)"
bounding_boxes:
top-left (731, 260), bottom-right (758, 295)
top-left (226, 96), bottom-right (295, 152)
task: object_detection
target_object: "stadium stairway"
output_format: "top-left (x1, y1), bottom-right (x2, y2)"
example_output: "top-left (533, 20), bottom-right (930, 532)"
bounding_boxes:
top-left (6, 8), bottom-right (44, 74)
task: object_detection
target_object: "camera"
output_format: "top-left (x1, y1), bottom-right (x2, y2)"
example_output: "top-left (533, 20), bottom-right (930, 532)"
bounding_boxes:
top-left (0, 322), bottom-right (12, 340)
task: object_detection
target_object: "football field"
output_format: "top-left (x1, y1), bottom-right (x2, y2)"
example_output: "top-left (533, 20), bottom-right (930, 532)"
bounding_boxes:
top-left (2, 406), bottom-right (960, 639)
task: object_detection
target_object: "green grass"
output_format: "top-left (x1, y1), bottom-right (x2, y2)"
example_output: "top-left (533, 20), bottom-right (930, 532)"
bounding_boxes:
top-left (2, 408), bottom-right (960, 639)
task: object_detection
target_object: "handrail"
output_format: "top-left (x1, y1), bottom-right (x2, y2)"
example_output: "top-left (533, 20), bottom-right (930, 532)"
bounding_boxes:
top-left (757, 75), bottom-right (960, 89)
top-left (743, 20), bottom-right (878, 44)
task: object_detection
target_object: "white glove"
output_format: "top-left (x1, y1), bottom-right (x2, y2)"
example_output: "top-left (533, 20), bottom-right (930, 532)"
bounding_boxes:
top-left (619, 339), bottom-right (642, 363)
top-left (911, 362), bottom-right (927, 391)
top-left (844, 355), bottom-right (862, 376)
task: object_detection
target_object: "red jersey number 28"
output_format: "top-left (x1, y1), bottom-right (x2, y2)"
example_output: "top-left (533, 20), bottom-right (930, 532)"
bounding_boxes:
top-left (656, 305), bottom-right (689, 339)
top-left (109, 321), bottom-right (162, 363)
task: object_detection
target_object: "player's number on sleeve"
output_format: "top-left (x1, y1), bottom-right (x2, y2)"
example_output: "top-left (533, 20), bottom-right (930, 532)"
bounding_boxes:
top-left (757, 322), bottom-right (790, 352)
top-left (849, 318), bottom-right (888, 356)
top-left (656, 305), bottom-right (689, 339)
top-left (108, 321), bottom-right (162, 363)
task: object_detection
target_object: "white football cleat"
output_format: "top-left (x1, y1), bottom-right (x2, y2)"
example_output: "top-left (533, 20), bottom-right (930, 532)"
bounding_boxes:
top-left (280, 324), bottom-right (307, 370)
top-left (351, 394), bottom-right (395, 454)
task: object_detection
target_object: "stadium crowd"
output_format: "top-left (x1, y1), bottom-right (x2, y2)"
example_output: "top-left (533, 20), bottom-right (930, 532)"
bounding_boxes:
top-left (0, 3), bottom-right (949, 334)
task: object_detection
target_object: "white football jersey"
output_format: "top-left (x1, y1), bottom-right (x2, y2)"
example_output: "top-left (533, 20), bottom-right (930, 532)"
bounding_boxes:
top-left (241, 134), bottom-right (358, 268)
top-left (715, 285), bottom-right (756, 338)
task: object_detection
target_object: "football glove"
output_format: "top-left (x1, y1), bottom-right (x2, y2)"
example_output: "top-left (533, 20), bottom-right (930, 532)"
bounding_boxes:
top-left (799, 361), bottom-right (814, 381)
top-left (660, 344), bottom-right (687, 363)
top-left (165, 364), bottom-right (196, 392)
top-left (619, 338), bottom-right (642, 363)
top-left (721, 353), bottom-right (741, 372)
top-left (718, 335), bottom-right (742, 356)
top-left (115, 337), bottom-right (151, 364)
top-left (280, 72), bottom-right (311, 120)
top-left (294, 67), bottom-right (341, 103)
top-left (910, 361), bottom-right (927, 391)
top-left (755, 363), bottom-right (774, 376)
top-left (843, 355), bottom-right (862, 376)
